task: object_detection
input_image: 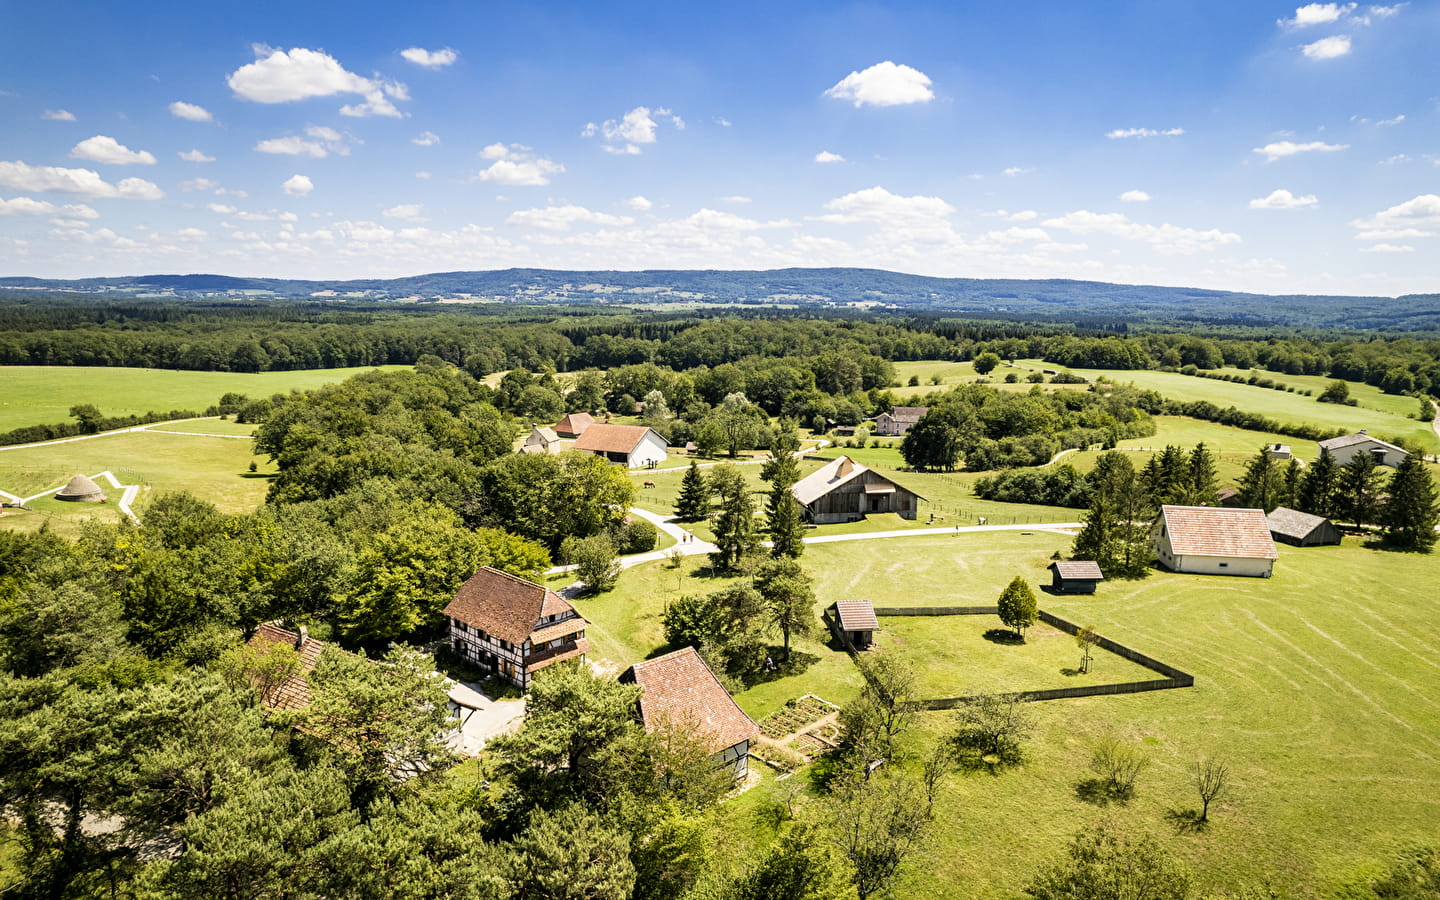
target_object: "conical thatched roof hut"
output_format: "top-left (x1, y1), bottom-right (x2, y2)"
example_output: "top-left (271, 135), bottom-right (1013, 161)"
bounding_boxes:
top-left (55, 473), bottom-right (105, 502)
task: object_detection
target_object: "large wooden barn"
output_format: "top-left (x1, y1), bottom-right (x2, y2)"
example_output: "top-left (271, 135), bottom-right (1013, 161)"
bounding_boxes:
top-left (1266, 507), bottom-right (1342, 546)
top-left (791, 456), bottom-right (922, 524)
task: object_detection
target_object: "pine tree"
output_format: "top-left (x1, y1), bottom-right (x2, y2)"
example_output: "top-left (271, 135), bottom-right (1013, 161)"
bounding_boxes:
top-left (1237, 447), bottom-right (1284, 512)
top-left (1186, 442), bottom-right (1219, 506)
top-left (1279, 459), bottom-right (1302, 510)
top-left (1381, 456), bottom-right (1439, 552)
top-left (1338, 453), bottom-right (1383, 529)
top-left (709, 464), bottom-right (760, 572)
top-left (1074, 451), bottom-right (1151, 578)
top-left (675, 461), bottom-right (712, 521)
top-left (997, 576), bottom-right (1038, 639)
top-left (763, 451), bottom-right (805, 559)
top-left (1297, 448), bottom-right (1340, 518)
top-left (1142, 446), bottom-right (1187, 506)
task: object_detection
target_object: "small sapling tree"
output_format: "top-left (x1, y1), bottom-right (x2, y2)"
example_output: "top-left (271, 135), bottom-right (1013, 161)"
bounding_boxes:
top-left (1076, 624), bottom-right (1100, 674)
top-left (1193, 757), bottom-right (1229, 824)
top-left (997, 576), bottom-right (1038, 639)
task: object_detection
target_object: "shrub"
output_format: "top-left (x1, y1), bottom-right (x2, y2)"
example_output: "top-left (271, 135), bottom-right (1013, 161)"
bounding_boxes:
top-left (615, 518), bottom-right (658, 554)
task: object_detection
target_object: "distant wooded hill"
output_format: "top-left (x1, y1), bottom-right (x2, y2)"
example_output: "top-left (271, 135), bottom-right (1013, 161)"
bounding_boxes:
top-left (2, 267), bottom-right (1437, 331)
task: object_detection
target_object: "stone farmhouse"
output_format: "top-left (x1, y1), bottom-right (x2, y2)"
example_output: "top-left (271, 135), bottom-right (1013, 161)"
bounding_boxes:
top-left (553, 412), bottom-right (595, 439)
top-left (1266, 506), bottom-right (1342, 547)
top-left (874, 406), bottom-right (928, 437)
top-left (1153, 505), bottom-right (1279, 577)
top-left (1317, 431), bottom-right (1408, 468)
top-left (445, 567), bottom-right (589, 690)
top-left (521, 425), bottom-right (561, 455)
top-left (791, 456), bottom-right (921, 524)
top-left (573, 423), bottom-right (669, 468)
top-left (620, 646), bottom-right (760, 780)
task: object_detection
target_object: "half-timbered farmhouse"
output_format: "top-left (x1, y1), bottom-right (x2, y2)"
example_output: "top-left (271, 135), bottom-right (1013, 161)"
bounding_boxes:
top-left (1317, 431), bottom-right (1408, 468)
top-left (874, 406), bottom-right (928, 437)
top-left (791, 455), bottom-right (921, 523)
top-left (553, 412), bottom-right (595, 439)
top-left (1266, 506), bottom-right (1342, 546)
top-left (621, 646), bottom-right (760, 780)
top-left (572, 423), bottom-right (669, 468)
top-left (444, 567), bottom-right (589, 690)
top-left (521, 425), bottom-right (561, 455)
top-left (1153, 505), bottom-right (1278, 577)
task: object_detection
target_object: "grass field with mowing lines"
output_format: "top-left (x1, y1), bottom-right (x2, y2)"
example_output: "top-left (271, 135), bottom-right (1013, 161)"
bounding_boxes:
top-left (0, 365), bottom-right (411, 433)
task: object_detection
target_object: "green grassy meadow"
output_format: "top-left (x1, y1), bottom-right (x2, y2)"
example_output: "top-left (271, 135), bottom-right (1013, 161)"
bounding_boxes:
top-left (0, 365), bottom-right (411, 432)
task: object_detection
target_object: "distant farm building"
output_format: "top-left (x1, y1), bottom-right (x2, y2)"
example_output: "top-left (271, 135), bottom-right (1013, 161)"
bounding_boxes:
top-left (791, 456), bottom-right (921, 524)
top-left (245, 623), bottom-right (328, 711)
top-left (875, 406), bottom-right (928, 437)
top-left (521, 425), bottom-right (561, 455)
top-left (445, 567), bottom-right (589, 690)
top-left (1317, 431), bottom-right (1408, 468)
top-left (1266, 507), bottom-right (1342, 547)
top-left (1265, 443), bottom-right (1292, 460)
top-left (55, 473), bottom-right (105, 502)
top-left (573, 424), bottom-right (669, 468)
top-left (1049, 560), bottom-right (1104, 594)
top-left (834, 599), bottom-right (880, 649)
top-left (621, 646), bottom-right (760, 780)
top-left (1216, 488), bottom-right (1240, 507)
top-left (554, 412), bottom-right (595, 439)
top-left (1153, 505), bottom-right (1278, 577)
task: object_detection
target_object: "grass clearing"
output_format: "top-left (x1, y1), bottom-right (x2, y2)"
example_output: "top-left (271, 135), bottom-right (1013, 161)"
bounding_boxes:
top-left (0, 365), bottom-right (411, 433)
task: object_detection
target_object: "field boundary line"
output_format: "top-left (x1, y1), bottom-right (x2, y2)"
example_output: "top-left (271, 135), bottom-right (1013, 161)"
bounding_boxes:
top-left (0, 416), bottom-right (224, 452)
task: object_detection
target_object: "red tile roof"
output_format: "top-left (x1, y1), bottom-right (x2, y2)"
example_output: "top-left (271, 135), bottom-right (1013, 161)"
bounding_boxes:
top-left (1159, 505), bottom-right (1279, 560)
top-left (554, 413), bottom-right (595, 437)
top-left (572, 424), bottom-right (662, 455)
top-left (246, 623), bottom-right (326, 711)
top-left (625, 647), bottom-right (759, 754)
top-left (444, 567), bottom-right (586, 646)
top-left (835, 600), bottom-right (880, 632)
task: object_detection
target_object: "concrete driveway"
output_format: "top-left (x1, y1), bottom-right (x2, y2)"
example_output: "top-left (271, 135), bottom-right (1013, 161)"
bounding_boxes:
top-left (447, 680), bottom-right (526, 755)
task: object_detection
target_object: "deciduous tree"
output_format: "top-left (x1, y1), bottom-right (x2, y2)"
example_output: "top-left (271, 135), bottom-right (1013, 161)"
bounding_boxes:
top-left (997, 576), bottom-right (1038, 639)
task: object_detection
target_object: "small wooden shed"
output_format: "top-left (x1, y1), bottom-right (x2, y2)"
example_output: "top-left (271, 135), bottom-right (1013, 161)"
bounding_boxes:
top-left (1266, 507), bottom-right (1342, 547)
top-left (834, 599), bottom-right (880, 650)
top-left (1049, 560), bottom-right (1104, 594)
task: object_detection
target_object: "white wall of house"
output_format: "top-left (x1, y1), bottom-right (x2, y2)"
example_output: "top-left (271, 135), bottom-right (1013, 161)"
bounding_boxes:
top-left (624, 431), bottom-right (670, 468)
top-left (1325, 439), bottom-right (1407, 468)
top-left (1155, 535), bottom-right (1273, 576)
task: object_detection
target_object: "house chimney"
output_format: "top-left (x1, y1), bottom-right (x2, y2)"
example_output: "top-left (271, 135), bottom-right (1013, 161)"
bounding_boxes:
top-left (296, 626), bottom-right (308, 649)
top-left (1359, 429), bottom-right (1367, 435)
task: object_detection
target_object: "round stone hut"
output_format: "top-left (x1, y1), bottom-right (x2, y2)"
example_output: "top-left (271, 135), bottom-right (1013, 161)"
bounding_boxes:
top-left (55, 473), bottom-right (106, 502)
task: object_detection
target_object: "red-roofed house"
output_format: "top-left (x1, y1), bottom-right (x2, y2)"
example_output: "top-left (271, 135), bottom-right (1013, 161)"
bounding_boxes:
top-left (572, 423), bottom-right (669, 469)
top-left (445, 567), bottom-right (590, 689)
top-left (554, 412), bottom-right (596, 439)
top-left (621, 646), bottom-right (760, 780)
top-left (1153, 505), bottom-right (1278, 577)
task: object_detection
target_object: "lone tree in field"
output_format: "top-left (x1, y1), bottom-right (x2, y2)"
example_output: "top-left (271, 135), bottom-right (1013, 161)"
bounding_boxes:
top-left (752, 557), bottom-right (815, 659)
top-left (972, 352), bottom-right (1002, 375)
top-left (1318, 379), bottom-right (1350, 404)
top-left (68, 403), bottom-right (103, 434)
top-left (675, 461), bottom-right (712, 521)
top-left (1089, 734), bottom-right (1149, 802)
top-left (997, 576), bottom-right (1038, 639)
top-left (1076, 625), bottom-right (1100, 674)
top-left (1193, 757), bottom-right (1229, 823)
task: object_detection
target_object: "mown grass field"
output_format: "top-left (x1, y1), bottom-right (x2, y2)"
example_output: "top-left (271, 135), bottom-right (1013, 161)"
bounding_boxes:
top-left (0, 365), bottom-right (411, 432)
top-left (691, 532), bottom-right (1440, 899)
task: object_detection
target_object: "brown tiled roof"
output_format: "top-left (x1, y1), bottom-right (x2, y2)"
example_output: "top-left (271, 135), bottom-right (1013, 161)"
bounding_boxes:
top-left (1159, 505), bottom-right (1279, 560)
top-left (1266, 506), bottom-right (1331, 540)
top-left (1051, 560), bottom-right (1104, 580)
top-left (624, 647), bottom-right (759, 754)
top-left (444, 567), bottom-right (585, 646)
top-left (527, 639), bottom-right (590, 673)
top-left (572, 424), bottom-right (662, 454)
top-left (890, 406), bottom-right (928, 423)
top-left (246, 623), bottom-right (326, 711)
top-left (530, 619), bottom-right (586, 645)
top-left (554, 413), bottom-right (595, 437)
top-left (835, 600), bottom-right (880, 632)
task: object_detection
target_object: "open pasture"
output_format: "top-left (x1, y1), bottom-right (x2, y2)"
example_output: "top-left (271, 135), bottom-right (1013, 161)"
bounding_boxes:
top-left (0, 365), bottom-right (410, 433)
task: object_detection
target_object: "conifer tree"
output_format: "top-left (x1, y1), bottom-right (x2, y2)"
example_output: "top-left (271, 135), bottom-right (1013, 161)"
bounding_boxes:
top-left (675, 461), bottom-right (712, 521)
top-left (1338, 452), bottom-right (1384, 529)
top-left (1074, 451), bottom-right (1152, 578)
top-left (1297, 448), bottom-right (1340, 518)
top-left (1142, 445), bottom-right (1187, 506)
top-left (1237, 447), bottom-right (1284, 511)
top-left (1280, 459), bottom-right (1303, 510)
top-left (1186, 442), bottom-right (1219, 506)
top-left (709, 464), bottom-right (760, 572)
top-left (1381, 456), bottom-right (1438, 552)
top-left (763, 451), bottom-right (805, 559)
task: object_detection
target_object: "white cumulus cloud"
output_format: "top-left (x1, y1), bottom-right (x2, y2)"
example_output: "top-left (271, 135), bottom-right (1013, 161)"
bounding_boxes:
top-left (817, 186), bottom-right (954, 225)
top-left (400, 47), bottom-right (458, 69)
top-left (721, 196), bottom-right (752, 204)
top-left (0, 196), bottom-right (99, 219)
top-left (1043, 210), bottom-right (1241, 254)
top-left (582, 106), bottom-right (681, 155)
top-left (169, 101), bottom-right (213, 122)
top-left (180, 178), bottom-right (218, 192)
top-left (255, 126), bottom-right (352, 158)
top-left (1253, 140), bottom-right (1348, 161)
top-left (412, 131), bottom-right (440, 146)
top-left (227, 46), bottom-right (406, 118)
top-left (474, 144), bottom-right (563, 186)
top-left (823, 61), bottom-right (934, 107)
top-left (1250, 189), bottom-right (1318, 209)
top-left (283, 174), bottom-right (314, 197)
top-left (626, 196), bottom-right (652, 211)
top-left (814, 151), bottom-right (845, 163)
top-left (1279, 3), bottom-right (1356, 27)
top-left (506, 205), bottom-right (635, 231)
top-left (70, 135), bottom-right (156, 165)
top-left (0, 161), bottom-right (164, 199)
top-left (1359, 243), bottom-right (1413, 252)
top-left (1351, 194), bottom-right (1440, 231)
top-left (41, 109), bottom-right (76, 121)
top-left (1120, 190), bottom-right (1151, 203)
top-left (1302, 35), bottom-right (1352, 59)
top-left (383, 203), bottom-right (426, 221)
top-left (178, 149), bottom-right (215, 162)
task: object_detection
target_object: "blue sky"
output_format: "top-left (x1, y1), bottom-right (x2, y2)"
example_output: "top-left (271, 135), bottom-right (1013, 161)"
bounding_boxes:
top-left (1, 0), bottom-right (1436, 294)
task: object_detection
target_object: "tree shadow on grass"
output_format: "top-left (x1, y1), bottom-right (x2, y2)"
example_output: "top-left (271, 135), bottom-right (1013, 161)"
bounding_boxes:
top-left (1060, 667), bottom-right (1084, 677)
top-left (1164, 808), bottom-right (1208, 834)
top-left (982, 628), bottom-right (1025, 646)
top-left (1075, 777), bottom-right (1132, 806)
top-left (240, 472), bottom-right (276, 479)
top-left (739, 650), bottom-right (820, 688)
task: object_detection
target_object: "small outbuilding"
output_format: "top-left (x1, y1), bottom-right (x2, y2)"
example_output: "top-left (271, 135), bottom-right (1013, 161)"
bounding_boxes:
top-left (1317, 430), bottom-right (1408, 468)
top-left (521, 424), bottom-right (561, 455)
top-left (1266, 506), bottom-right (1342, 547)
top-left (55, 473), bottom-right (105, 502)
top-left (554, 412), bottom-right (596, 439)
top-left (572, 423), bottom-right (669, 468)
top-left (1265, 443), bottom-right (1292, 460)
top-left (621, 646), bottom-right (760, 780)
top-left (1153, 505), bottom-right (1279, 577)
top-left (834, 599), bottom-right (880, 649)
top-left (791, 456), bottom-right (922, 524)
top-left (1049, 560), bottom-right (1104, 594)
